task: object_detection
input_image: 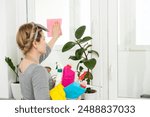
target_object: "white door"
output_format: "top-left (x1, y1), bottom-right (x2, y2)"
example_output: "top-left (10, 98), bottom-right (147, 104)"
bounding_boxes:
top-left (108, 0), bottom-right (150, 99)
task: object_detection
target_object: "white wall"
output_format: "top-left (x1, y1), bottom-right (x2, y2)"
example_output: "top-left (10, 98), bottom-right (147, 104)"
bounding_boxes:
top-left (0, 0), bottom-right (9, 98)
top-left (0, 0), bottom-right (18, 98)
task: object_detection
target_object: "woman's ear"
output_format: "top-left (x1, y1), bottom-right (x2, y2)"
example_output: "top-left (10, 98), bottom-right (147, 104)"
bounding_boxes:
top-left (32, 40), bottom-right (38, 49)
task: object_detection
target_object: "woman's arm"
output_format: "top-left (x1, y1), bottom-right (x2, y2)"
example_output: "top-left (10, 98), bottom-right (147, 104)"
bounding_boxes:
top-left (32, 66), bottom-right (50, 100)
top-left (39, 22), bottom-right (61, 63)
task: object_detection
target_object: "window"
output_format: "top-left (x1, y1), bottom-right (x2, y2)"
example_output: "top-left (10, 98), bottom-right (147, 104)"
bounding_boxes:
top-left (32, 0), bottom-right (91, 46)
top-left (118, 0), bottom-right (150, 50)
top-left (136, 0), bottom-right (150, 45)
top-left (34, 0), bottom-right (70, 45)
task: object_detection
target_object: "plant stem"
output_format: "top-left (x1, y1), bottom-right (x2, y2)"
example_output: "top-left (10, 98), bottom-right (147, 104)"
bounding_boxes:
top-left (15, 71), bottom-right (18, 83)
top-left (76, 41), bottom-right (91, 85)
top-left (76, 41), bottom-right (88, 60)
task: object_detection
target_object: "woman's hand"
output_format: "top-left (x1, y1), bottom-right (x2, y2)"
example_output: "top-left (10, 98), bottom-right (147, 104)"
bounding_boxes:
top-left (52, 21), bottom-right (61, 40)
top-left (48, 21), bottom-right (61, 48)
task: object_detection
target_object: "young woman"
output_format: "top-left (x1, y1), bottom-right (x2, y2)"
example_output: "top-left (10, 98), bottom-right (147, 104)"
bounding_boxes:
top-left (16, 22), bottom-right (61, 100)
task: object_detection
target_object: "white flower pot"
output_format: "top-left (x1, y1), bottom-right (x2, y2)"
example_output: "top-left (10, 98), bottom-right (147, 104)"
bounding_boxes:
top-left (83, 90), bottom-right (97, 100)
top-left (11, 83), bottom-right (22, 100)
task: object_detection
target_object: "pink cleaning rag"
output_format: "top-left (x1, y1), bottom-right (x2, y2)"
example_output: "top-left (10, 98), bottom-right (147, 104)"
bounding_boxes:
top-left (47, 19), bottom-right (62, 37)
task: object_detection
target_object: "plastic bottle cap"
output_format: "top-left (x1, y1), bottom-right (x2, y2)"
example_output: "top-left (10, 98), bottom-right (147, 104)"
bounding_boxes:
top-left (57, 69), bottom-right (62, 72)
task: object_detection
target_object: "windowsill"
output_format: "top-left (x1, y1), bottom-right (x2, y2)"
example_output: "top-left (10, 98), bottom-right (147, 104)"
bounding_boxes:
top-left (118, 45), bottom-right (150, 51)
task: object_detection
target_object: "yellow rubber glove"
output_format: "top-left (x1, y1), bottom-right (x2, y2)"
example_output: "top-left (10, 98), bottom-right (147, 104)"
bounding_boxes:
top-left (50, 83), bottom-right (66, 100)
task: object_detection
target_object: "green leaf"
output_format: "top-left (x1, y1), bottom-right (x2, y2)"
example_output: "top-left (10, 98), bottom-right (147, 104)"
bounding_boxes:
top-left (79, 59), bottom-right (87, 63)
top-left (88, 50), bottom-right (99, 57)
top-left (85, 44), bottom-right (92, 50)
top-left (75, 48), bottom-right (84, 59)
top-left (62, 41), bottom-right (76, 52)
top-left (5, 57), bottom-right (16, 72)
top-left (77, 71), bottom-right (81, 77)
top-left (75, 25), bottom-right (86, 39)
top-left (79, 66), bottom-right (84, 72)
top-left (83, 58), bottom-right (96, 70)
top-left (86, 87), bottom-right (92, 93)
top-left (84, 71), bottom-right (93, 85)
top-left (91, 73), bottom-right (93, 80)
top-left (84, 72), bottom-right (93, 80)
top-left (77, 59), bottom-right (86, 71)
top-left (69, 56), bottom-right (80, 60)
top-left (83, 43), bottom-right (89, 48)
top-left (79, 36), bottom-right (92, 43)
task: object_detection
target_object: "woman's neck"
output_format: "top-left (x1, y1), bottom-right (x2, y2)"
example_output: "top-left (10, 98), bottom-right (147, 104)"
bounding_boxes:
top-left (25, 53), bottom-right (40, 64)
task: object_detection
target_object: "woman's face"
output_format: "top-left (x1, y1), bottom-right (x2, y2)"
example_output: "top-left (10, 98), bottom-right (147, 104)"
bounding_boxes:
top-left (36, 31), bottom-right (47, 54)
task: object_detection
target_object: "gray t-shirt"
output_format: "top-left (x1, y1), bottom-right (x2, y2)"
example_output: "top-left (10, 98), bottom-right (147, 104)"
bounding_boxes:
top-left (19, 45), bottom-right (54, 100)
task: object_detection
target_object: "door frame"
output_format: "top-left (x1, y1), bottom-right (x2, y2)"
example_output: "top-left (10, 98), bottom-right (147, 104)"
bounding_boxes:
top-left (108, 0), bottom-right (134, 99)
top-left (108, 0), bottom-right (118, 99)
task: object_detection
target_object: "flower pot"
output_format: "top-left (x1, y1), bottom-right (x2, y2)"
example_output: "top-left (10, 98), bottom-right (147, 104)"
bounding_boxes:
top-left (82, 89), bottom-right (97, 100)
top-left (11, 83), bottom-right (22, 100)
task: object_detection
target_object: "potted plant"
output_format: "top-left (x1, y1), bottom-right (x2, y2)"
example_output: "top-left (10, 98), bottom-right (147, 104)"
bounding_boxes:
top-left (5, 57), bottom-right (22, 99)
top-left (62, 25), bottom-right (99, 100)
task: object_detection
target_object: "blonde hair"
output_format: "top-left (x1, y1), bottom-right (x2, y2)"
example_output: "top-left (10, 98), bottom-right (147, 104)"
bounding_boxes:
top-left (16, 23), bottom-right (42, 55)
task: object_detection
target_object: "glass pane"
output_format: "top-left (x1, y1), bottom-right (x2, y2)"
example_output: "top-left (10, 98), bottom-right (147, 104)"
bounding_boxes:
top-left (35, 0), bottom-right (70, 45)
top-left (34, 0), bottom-right (91, 46)
top-left (136, 0), bottom-right (150, 45)
top-left (78, 0), bottom-right (91, 36)
top-left (118, 0), bottom-right (150, 98)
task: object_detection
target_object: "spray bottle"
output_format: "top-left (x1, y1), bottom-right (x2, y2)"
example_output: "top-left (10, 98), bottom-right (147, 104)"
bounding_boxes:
top-left (55, 62), bottom-right (63, 86)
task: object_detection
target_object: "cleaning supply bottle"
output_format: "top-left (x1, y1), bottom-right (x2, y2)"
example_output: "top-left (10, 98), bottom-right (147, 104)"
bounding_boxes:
top-left (52, 62), bottom-right (58, 78)
top-left (55, 63), bottom-right (63, 86)
top-left (62, 65), bottom-right (75, 87)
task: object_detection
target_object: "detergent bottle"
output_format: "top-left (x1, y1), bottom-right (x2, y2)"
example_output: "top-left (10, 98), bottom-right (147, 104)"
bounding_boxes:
top-left (62, 65), bottom-right (75, 87)
top-left (55, 63), bottom-right (63, 86)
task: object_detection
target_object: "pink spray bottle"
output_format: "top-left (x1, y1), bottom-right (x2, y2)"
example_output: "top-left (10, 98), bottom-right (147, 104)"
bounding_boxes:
top-left (61, 65), bottom-right (75, 87)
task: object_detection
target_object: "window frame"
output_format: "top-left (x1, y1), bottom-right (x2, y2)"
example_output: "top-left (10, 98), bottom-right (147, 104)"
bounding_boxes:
top-left (26, 0), bottom-right (91, 51)
top-left (118, 0), bottom-right (150, 51)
